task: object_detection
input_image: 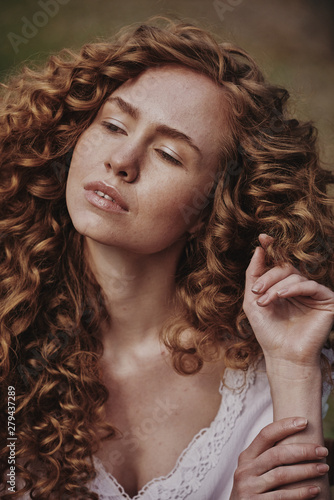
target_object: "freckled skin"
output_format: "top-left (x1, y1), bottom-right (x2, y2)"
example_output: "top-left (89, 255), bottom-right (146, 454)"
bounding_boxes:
top-left (65, 65), bottom-right (333, 499)
top-left (65, 65), bottom-right (229, 496)
top-left (66, 65), bottom-right (228, 255)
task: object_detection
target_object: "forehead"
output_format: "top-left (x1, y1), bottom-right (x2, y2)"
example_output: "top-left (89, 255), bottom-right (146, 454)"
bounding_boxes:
top-left (110, 65), bottom-right (229, 157)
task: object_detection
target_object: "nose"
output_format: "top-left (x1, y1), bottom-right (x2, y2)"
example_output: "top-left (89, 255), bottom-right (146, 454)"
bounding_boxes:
top-left (104, 143), bottom-right (140, 183)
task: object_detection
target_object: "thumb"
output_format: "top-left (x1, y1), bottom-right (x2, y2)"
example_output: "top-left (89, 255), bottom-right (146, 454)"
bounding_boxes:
top-left (258, 233), bottom-right (274, 249)
top-left (245, 245), bottom-right (267, 292)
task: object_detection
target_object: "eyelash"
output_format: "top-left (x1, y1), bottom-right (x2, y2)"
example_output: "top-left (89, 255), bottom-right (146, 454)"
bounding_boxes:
top-left (102, 121), bottom-right (126, 134)
top-left (102, 121), bottom-right (182, 166)
top-left (156, 150), bottom-right (182, 166)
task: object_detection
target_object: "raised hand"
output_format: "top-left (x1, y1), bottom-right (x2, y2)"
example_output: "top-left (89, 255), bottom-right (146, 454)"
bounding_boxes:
top-left (243, 234), bottom-right (334, 369)
top-left (242, 235), bottom-right (332, 499)
top-left (229, 417), bottom-right (329, 499)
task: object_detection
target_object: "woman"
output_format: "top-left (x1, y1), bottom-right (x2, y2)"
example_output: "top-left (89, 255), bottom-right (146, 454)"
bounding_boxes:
top-left (0, 18), bottom-right (333, 499)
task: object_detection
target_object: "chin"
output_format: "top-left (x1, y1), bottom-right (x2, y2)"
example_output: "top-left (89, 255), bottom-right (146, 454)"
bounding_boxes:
top-left (68, 212), bottom-right (186, 256)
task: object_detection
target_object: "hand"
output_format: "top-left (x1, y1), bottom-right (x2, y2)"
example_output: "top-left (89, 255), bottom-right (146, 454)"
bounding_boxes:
top-left (243, 234), bottom-right (334, 368)
top-left (229, 417), bottom-right (329, 499)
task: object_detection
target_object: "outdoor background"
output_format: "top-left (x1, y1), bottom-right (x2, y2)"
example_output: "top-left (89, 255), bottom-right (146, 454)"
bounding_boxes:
top-left (1, 0), bottom-right (334, 462)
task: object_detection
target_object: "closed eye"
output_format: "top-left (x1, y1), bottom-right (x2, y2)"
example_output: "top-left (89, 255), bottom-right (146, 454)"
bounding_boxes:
top-left (156, 149), bottom-right (182, 166)
top-left (102, 121), bottom-right (127, 135)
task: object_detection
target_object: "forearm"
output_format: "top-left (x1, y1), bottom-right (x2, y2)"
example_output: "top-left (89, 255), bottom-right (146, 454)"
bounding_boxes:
top-left (243, 235), bottom-right (334, 497)
top-left (267, 360), bottom-right (324, 443)
top-left (266, 359), bottom-right (330, 498)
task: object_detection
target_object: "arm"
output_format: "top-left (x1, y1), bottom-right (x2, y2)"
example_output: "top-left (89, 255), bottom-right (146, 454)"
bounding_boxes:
top-left (243, 234), bottom-right (334, 498)
top-left (266, 362), bottom-right (323, 444)
top-left (230, 417), bottom-right (329, 499)
top-left (267, 362), bottom-right (328, 496)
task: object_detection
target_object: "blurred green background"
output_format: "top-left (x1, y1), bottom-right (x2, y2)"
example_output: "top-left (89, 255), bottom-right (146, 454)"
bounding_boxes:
top-left (1, 0), bottom-right (334, 168)
top-left (1, 0), bottom-right (333, 457)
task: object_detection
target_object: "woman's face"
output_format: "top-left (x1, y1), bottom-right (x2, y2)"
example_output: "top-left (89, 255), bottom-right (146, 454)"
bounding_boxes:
top-left (66, 64), bottom-right (228, 254)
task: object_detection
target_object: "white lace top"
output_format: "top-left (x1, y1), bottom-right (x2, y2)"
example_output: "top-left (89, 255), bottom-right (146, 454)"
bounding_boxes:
top-left (88, 351), bottom-right (334, 500)
top-left (18, 351), bottom-right (333, 500)
top-left (88, 362), bottom-right (274, 500)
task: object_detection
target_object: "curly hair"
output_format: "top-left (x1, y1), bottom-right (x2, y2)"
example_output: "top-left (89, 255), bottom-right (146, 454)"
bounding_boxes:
top-left (0, 17), bottom-right (333, 499)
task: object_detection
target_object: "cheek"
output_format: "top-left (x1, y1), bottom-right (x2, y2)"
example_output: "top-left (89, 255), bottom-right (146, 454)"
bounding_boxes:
top-left (141, 180), bottom-right (210, 233)
top-left (167, 177), bottom-right (215, 225)
top-left (65, 156), bottom-right (91, 225)
top-left (65, 162), bottom-right (81, 210)
top-left (72, 126), bottom-right (104, 163)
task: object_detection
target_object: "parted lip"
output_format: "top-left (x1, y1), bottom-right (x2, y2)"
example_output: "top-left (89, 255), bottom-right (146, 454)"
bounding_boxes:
top-left (84, 181), bottom-right (129, 211)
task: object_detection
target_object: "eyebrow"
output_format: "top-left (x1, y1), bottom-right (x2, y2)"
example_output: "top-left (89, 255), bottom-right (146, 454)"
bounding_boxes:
top-left (108, 96), bottom-right (139, 119)
top-left (107, 96), bottom-right (201, 156)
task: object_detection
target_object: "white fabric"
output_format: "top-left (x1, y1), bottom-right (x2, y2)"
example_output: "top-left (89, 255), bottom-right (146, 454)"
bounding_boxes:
top-left (17, 354), bottom-right (333, 500)
top-left (88, 361), bottom-right (273, 500)
top-left (322, 347), bottom-right (334, 417)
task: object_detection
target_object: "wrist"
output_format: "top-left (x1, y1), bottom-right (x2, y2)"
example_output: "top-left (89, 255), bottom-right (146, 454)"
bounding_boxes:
top-left (265, 359), bottom-right (323, 439)
top-left (263, 354), bottom-right (322, 382)
top-left (268, 370), bottom-right (322, 407)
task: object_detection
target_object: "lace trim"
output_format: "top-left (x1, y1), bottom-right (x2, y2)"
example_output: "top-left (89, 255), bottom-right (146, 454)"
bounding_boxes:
top-left (322, 347), bottom-right (334, 418)
top-left (91, 365), bottom-right (257, 500)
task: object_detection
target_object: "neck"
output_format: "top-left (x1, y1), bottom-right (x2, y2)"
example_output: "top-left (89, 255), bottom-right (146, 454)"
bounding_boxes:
top-left (84, 237), bottom-right (185, 353)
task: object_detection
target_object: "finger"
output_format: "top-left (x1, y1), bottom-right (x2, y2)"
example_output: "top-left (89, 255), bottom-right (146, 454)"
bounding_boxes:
top-left (255, 274), bottom-right (306, 306)
top-left (251, 264), bottom-right (303, 295)
top-left (259, 462), bottom-right (329, 493)
top-left (277, 281), bottom-right (334, 304)
top-left (260, 485), bottom-right (321, 499)
top-left (255, 443), bottom-right (329, 476)
top-left (245, 246), bottom-right (268, 292)
top-left (257, 280), bottom-right (334, 307)
top-left (239, 417), bottom-right (308, 460)
top-left (259, 233), bottom-right (274, 249)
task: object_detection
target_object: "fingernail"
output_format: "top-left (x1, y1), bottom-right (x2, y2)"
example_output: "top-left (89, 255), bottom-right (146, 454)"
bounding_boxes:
top-left (293, 417), bottom-right (308, 428)
top-left (257, 293), bottom-right (269, 305)
top-left (277, 288), bottom-right (288, 296)
top-left (252, 282), bottom-right (264, 293)
top-left (309, 486), bottom-right (320, 496)
top-left (316, 446), bottom-right (329, 457)
top-left (317, 463), bottom-right (329, 474)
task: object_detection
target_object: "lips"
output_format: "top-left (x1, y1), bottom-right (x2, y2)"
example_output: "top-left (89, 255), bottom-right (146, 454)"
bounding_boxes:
top-left (84, 181), bottom-right (129, 211)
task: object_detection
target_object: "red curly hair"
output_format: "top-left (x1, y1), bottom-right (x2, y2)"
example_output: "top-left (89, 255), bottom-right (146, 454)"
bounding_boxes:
top-left (0, 18), bottom-right (333, 499)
